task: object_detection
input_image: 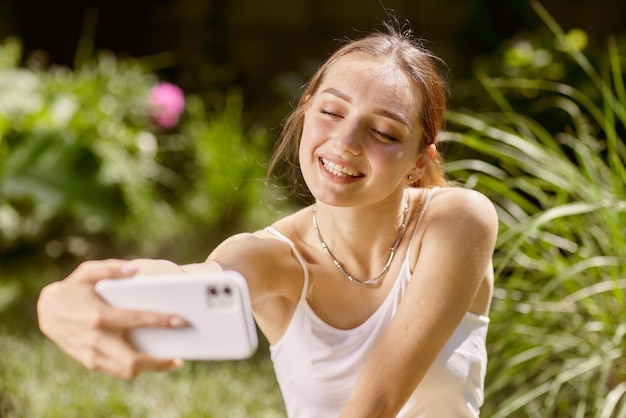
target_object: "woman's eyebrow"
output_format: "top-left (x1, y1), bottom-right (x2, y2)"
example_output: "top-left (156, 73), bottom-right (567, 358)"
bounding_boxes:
top-left (321, 87), bottom-right (351, 102)
top-left (375, 108), bottom-right (409, 128)
top-left (320, 87), bottom-right (409, 128)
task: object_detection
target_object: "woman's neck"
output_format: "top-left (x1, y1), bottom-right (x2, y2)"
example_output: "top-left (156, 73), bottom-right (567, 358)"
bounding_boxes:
top-left (311, 190), bottom-right (410, 279)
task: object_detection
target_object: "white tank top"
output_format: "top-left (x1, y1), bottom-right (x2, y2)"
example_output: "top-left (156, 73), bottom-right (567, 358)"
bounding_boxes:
top-left (266, 188), bottom-right (489, 417)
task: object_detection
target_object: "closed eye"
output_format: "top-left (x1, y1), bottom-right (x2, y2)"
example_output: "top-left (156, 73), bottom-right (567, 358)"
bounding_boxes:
top-left (320, 109), bottom-right (342, 118)
top-left (372, 129), bottom-right (398, 142)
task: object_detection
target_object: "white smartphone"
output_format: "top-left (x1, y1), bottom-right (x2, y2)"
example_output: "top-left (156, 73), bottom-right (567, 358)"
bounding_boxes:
top-left (94, 271), bottom-right (258, 361)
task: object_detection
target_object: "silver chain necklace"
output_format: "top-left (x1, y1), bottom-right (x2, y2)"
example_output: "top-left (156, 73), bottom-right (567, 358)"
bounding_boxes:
top-left (311, 195), bottom-right (410, 288)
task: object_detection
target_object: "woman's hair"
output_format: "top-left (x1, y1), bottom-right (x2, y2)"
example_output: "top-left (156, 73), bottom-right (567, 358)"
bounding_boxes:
top-left (267, 21), bottom-right (449, 198)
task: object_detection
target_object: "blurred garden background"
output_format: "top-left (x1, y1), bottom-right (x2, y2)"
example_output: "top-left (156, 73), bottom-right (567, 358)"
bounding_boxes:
top-left (0, 0), bottom-right (624, 416)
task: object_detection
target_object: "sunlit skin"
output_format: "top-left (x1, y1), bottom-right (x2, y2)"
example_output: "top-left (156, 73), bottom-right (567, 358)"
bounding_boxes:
top-left (299, 53), bottom-right (423, 210)
top-left (291, 55), bottom-right (434, 311)
top-left (37, 50), bottom-right (498, 417)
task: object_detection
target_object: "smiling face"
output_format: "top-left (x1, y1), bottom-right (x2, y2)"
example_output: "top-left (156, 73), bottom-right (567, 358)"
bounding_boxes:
top-left (298, 53), bottom-right (425, 207)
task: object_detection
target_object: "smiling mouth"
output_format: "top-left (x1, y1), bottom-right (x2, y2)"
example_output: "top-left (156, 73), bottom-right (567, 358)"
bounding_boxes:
top-left (320, 158), bottom-right (364, 178)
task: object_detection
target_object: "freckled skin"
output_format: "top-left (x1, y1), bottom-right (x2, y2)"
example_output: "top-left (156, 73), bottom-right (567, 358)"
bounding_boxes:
top-left (36, 35), bottom-right (497, 418)
top-left (298, 54), bottom-right (423, 209)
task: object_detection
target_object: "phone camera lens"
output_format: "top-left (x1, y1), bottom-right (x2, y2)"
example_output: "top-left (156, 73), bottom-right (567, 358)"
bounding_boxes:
top-left (208, 286), bottom-right (218, 295)
top-left (224, 286), bottom-right (232, 295)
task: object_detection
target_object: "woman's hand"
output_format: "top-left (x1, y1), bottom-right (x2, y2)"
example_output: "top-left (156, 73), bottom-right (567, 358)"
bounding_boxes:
top-left (37, 259), bottom-right (186, 380)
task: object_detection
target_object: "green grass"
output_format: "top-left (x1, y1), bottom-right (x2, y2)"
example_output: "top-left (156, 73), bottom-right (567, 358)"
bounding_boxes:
top-left (0, 265), bottom-right (286, 417)
top-left (0, 333), bottom-right (285, 417)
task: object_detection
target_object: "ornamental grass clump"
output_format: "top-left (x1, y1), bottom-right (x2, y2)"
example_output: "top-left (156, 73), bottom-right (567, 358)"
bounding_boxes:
top-left (444, 2), bottom-right (626, 416)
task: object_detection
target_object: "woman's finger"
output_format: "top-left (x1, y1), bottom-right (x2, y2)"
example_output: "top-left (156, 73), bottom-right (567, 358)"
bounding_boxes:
top-left (98, 305), bottom-right (188, 331)
top-left (134, 354), bottom-right (185, 376)
top-left (66, 259), bottom-right (130, 284)
top-left (83, 331), bottom-right (184, 380)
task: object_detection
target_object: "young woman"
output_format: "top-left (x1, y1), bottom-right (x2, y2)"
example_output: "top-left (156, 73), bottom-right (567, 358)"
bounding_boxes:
top-left (37, 22), bottom-right (498, 417)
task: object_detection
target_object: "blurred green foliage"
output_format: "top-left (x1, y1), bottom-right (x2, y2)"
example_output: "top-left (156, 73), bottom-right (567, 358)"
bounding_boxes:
top-left (1, 2), bottom-right (625, 415)
top-left (0, 37), bottom-right (277, 263)
top-left (445, 2), bottom-right (626, 416)
top-left (0, 38), bottom-right (285, 415)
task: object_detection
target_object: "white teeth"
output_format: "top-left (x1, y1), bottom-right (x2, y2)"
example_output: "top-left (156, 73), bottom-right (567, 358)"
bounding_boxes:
top-left (321, 158), bottom-right (362, 178)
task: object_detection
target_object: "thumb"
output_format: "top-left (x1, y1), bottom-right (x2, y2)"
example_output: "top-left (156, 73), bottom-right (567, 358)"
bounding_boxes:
top-left (122, 259), bottom-right (184, 277)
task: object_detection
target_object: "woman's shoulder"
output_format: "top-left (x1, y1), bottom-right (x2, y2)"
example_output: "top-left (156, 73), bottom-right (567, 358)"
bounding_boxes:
top-left (264, 204), bottom-right (314, 247)
top-left (432, 186), bottom-right (494, 206)
top-left (207, 227), bottom-right (308, 304)
top-left (420, 186), bottom-right (498, 232)
top-left (209, 206), bottom-right (312, 273)
top-left (210, 230), bottom-right (291, 266)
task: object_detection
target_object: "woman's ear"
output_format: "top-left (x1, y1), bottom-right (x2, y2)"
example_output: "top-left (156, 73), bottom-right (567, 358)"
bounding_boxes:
top-left (405, 158), bottom-right (425, 185)
top-left (405, 144), bottom-right (436, 185)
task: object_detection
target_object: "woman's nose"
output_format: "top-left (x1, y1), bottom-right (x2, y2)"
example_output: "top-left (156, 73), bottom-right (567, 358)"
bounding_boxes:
top-left (332, 121), bottom-right (363, 155)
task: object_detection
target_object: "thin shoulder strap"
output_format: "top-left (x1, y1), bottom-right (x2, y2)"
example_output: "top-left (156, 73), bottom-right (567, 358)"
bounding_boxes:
top-left (406, 187), bottom-right (438, 253)
top-left (264, 227), bottom-right (309, 301)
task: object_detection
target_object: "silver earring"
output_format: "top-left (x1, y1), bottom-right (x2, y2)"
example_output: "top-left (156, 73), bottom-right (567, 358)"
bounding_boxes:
top-left (408, 175), bottom-right (414, 181)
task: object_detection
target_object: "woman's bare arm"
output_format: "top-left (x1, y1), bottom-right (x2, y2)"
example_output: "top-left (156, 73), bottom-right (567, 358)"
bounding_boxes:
top-left (340, 189), bottom-right (498, 417)
top-left (36, 231), bottom-right (295, 379)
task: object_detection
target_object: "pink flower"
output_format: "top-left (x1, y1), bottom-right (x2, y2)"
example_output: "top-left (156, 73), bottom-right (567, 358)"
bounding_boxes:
top-left (149, 82), bottom-right (185, 128)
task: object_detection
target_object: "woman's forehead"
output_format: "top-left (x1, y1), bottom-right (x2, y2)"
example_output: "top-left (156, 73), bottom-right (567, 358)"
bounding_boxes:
top-left (317, 54), bottom-right (422, 121)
